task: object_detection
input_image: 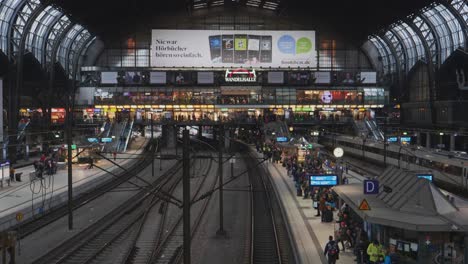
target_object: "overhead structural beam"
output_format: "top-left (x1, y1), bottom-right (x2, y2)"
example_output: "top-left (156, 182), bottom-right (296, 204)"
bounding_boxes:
top-left (10, 2), bottom-right (46, 163)
top-left (405, 18), bottom-right (437, 123)
top-left (414, 13), bottom-right (441, 67)
top-left (40, 13), bottom-right (64, 68)
top-left (6, 0), bottom-right (28, 61)
top-left (441, 1), bottom-right (468, 50)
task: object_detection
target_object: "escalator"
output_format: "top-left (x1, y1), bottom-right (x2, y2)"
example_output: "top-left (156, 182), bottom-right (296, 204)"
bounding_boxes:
top-left (365, 118), bottom-right (384, 141)
top-left (103, 119), bottom-right (127, 153)
top-left (118, 120), bottom-right (134, 152)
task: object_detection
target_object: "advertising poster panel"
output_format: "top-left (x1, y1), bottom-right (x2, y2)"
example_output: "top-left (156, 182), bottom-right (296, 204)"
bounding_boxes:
top-left (151, 30), bottom-right (316, 68)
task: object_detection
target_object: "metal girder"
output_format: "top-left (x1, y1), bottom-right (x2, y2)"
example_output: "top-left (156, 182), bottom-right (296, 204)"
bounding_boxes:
top-left (421, 5), bottom-right (455, 61)
top-left (385, 29), bottom-right (408, 73)
top-left (70, 35), bottom-right (94, 83)
top-left (47, 22), bottom-right (74, 112)
top-left (443, 0), bottom-right (468, 50)
top-left (379, 33), bottom-right (405, 95)
top-left (405, 18), bottom-right (437, 121)
top-left (6, 0), bottom-right (28, 61)
top-left (413, 14), bottom-right (440, 67)
top-left (64, 27), bottom-right (86, 77)
top-left (38, 12), bottom-right (62, 68)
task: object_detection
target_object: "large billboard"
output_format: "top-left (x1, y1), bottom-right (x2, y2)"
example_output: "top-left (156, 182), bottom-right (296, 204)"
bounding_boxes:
top-left (151, 30), bottom-right (316, 68)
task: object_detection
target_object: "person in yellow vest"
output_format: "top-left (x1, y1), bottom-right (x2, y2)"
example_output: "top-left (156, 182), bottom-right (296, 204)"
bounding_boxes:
top-left (367, 239), bottom-right (383, 264)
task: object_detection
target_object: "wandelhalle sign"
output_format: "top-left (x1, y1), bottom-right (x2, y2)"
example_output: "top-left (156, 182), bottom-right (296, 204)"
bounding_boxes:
top-left (151, 30), bottom-right (316, 68)
top-left (225, 69), bottom-right (257, 82)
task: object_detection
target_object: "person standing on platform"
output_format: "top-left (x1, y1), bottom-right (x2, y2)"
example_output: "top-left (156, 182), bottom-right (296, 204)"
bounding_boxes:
top-left (9, 167), bottom-right (15, 182)
top-left (367, 240), bottom-right (383, 264)
top-left (113, 151), bottom-right (117, 161)
top-left (324, 235), bottom-right (340, 264)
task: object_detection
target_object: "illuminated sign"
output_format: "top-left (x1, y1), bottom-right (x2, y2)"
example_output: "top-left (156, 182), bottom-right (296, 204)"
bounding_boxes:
top-left (400, 137), bottom-right (411, 142)
top-left (151, 30), bottom-right (316, 68)
top-left (225, 69), bottom-right (257, 82)
top-left (417, 174), bottom-right (433, 182)
top-left (309, 175), bottom-right (338, 187)
top-left (387, 137), bottom-right (398, 143)
top-left (101, 138), bottom-right (113, 143)
top-left (276, 137), bottom-right (288, 142)
top-left (87, 138), bottom-right (99, 143)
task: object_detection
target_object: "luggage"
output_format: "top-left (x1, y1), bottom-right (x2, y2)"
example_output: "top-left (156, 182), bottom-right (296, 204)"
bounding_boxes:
top-left (323, 210), bottom-right (333, 222)
top-left (296, 188), bottom-right (303, 197)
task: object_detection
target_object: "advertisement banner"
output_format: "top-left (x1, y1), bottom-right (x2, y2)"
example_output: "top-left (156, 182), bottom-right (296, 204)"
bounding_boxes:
top-left (151, 30), bottom-right (316, 68)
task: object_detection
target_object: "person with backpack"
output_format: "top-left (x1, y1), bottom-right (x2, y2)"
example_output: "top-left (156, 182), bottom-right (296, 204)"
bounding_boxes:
top-left (324, 235), bottom-right (340, 264)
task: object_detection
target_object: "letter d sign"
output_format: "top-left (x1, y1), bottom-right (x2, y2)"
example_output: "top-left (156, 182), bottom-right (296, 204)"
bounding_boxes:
top-left (364, 180), bottom-right (379, 195)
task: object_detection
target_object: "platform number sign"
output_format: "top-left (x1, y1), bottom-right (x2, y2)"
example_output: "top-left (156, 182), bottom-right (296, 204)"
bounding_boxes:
top-left (16, 212), bottom-right (23, 222)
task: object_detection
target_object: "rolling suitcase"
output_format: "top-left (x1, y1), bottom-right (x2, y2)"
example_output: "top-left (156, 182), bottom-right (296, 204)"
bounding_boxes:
top-left (323, 210), bottom-right (333, 222)
top-left (296, 188), bottom-right (303, 197)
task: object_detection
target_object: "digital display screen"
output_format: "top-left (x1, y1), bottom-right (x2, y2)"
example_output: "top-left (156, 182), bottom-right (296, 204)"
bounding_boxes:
top-left (387, 137), bottom-right (398, 142)
top-left (87, 138), bottom-right (99, 143)
top-left (400, 137), bottom-right (411, 142)
top-left (276, 137), bottom-right (288, 142)
top-left (101, 72), bottom-right (118, 84)
top-left (101, 138), bottom-right (112, 143)
top-left (417, 174), bottom-right (433, 182)
top-left (309, 175), bottom-right (338, 186)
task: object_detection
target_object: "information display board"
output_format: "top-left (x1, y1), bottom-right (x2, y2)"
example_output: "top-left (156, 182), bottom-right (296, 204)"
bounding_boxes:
top-left (151, 30), bottom-right (316, 68)
top-left (309, 175), bottom-right (338, 187)
top-left (276, 137), bottom-right (288, 142)
top-left (417, 174), bottom-right (433, 182)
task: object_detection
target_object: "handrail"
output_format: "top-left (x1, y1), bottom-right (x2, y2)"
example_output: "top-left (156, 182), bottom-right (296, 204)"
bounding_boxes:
top-left (122, 120), bottom-right (134, 152)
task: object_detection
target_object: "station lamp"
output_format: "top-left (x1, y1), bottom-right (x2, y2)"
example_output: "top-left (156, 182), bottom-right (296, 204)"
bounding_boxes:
top-left (402, 132), bottom-right (408, 135)
top-left (289, 127), bottom-right (294, 132)
top-left (440, 132), bottom-right (444, 136)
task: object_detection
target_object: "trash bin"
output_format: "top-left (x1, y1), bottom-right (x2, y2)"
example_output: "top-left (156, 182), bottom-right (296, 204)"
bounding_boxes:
top-left (15, 173), bottom-right (22, 182)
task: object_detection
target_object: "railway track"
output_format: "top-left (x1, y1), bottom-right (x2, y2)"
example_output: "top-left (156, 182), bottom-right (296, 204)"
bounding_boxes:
top-left (124, 152), bottom-right (214, 264)
top-left (243, 149), bottom-right (295, 264)
top-left (148, 151), bottom-right (217, 264)
top-left (32, 150), bottom-right (185, 264)
top-left (14, 139), bottom-right (157, 239)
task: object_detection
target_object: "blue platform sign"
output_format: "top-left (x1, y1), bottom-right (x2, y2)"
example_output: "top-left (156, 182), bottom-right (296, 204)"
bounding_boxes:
top-left (309, 175), bottom-right (338, 187)
top-left (387, 137), bottom-right (398, 143)
top-left (87, 137), bottom-right (99, 143)
top-left (417, 174), bottom-right (433, 182)
top-left (276, 137), bottom-right (288, 142)
top-left (101, 137), bottom-right (112, 143)
top-left (364, 180), bottom-right (379, 194)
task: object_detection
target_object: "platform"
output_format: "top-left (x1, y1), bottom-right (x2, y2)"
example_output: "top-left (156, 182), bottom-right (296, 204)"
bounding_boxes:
top-left (0, 138), bottom-right (149, 231)
top-left (251, 147), bottom-right (357, 264)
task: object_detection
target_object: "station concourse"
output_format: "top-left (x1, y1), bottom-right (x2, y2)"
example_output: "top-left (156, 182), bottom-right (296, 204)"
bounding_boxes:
top-left (1, 0), bottom-right (468, 263)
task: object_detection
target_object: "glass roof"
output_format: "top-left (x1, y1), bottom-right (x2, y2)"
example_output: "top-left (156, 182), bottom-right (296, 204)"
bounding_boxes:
top-left (192, 0), bottom-right (280, 11)
top-left (26, 5), bottom-right (62, 64)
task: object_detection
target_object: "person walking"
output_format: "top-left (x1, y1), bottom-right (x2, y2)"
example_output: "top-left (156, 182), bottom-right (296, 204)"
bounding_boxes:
top-left (324, 235), bottom-right (340, 264)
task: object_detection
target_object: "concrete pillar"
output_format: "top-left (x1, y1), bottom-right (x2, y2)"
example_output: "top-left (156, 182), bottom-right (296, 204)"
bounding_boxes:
top-left (464, 235), bottom-right (468, 264)
top-left (426, 133), bottom-right (431, 148)
top-left (416, 132), bottom-right (421, 146)
top-left (163, 125), bottom-right (176, 149)
top-left (198, 125), bottom-right (203, 139)
top-left (224, 129), bottom-right (230, 150)
top-left (450, 134), bottom-right (456, 151)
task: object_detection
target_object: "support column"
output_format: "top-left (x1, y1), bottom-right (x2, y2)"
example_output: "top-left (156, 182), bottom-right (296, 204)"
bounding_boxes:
top-left (450, 134), bottom-right (456, 151)
top-left (464, 234), bottom-right (468, 264)
top-left (416, 132), bottom-right (421, 146)
top-left (426, 133), bottom-right (431, 148)
top-left (224, 128), bottom-right (230, 150)
top-left (197, 125), bottom-right (202, 139)
top-left (182, 129), bottom-right (191, 264)
top-left (216, 125), bottom-right (226, 237)
top-left (163, 125), bottom-right (176, 149)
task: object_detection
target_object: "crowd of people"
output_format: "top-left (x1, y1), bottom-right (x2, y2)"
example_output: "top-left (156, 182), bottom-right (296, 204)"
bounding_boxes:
top-left (33, 152), bottom-right (59, 178)
top-left (256, 139), bottom-right (399, 264)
